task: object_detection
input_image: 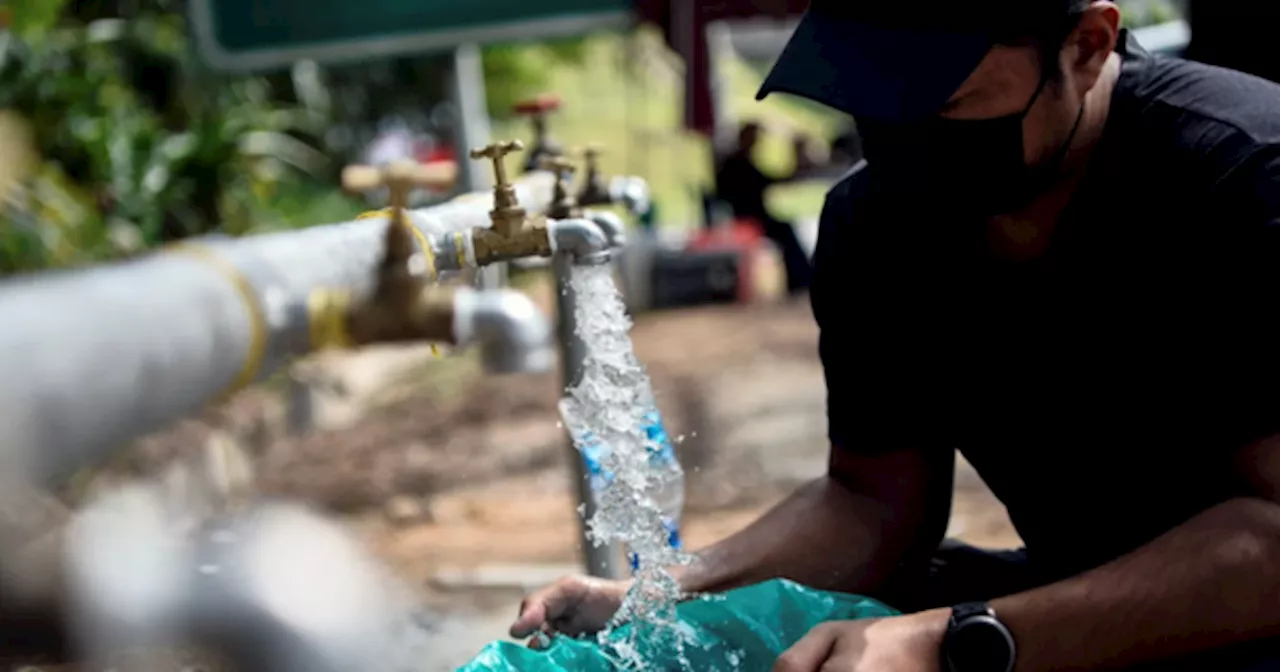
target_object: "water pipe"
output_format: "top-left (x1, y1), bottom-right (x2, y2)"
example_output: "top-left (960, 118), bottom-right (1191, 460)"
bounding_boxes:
top-left (0, 161), bottom-right (556, 489)
top-left (537, 155), bottom-right (630, 580)
top-left (61, 492), bottom-right (425, 672)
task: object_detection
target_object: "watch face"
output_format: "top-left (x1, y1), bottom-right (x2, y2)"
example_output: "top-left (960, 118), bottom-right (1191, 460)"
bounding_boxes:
top-left (948, 617), bottom-right (1014, 672)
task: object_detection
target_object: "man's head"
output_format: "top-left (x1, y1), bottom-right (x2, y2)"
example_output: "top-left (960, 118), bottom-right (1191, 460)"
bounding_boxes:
top-left (760, 1), bottom-right (1121, 123)
top-left (758, 0), bottom-right (1123, 213)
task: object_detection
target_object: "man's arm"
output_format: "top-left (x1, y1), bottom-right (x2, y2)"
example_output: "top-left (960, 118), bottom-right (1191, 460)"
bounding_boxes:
top-left (896, 435), bottom-right (1280, 672)
top-left (992, 496), bottom-right (1280, 670)
top-left (675, 445), bottom-right (955, 599)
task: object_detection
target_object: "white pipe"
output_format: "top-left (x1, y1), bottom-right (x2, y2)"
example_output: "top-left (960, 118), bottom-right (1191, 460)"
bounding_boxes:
top-left (0, 173), bottom-right (559, 488)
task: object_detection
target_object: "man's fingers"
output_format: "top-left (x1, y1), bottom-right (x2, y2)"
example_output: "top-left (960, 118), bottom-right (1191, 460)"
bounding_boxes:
top-left (509, 579), bottom-right (581, 639)
top-left (510, 600), bottom-right (547, 639)
top-left (772, 625), bottom-right (837, 672)
top-left (526, 625), bottom-right (555, 650)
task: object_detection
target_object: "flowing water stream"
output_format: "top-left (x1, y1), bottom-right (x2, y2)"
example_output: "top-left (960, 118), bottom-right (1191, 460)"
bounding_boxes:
top-left (558, 264), bottom-right (696, 668)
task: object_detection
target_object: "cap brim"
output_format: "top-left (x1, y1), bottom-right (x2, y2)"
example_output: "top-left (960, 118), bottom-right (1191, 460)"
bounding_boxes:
top-left (756, 11), bottom-right (993, 123)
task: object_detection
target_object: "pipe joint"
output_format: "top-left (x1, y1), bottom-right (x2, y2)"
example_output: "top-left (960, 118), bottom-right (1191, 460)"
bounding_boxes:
top-left (451, 287), bottom-right (553, 374)
top-left (547, 218), bottom-right (613, 266)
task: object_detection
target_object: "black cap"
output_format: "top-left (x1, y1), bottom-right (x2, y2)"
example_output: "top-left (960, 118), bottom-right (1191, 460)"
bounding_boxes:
top-left (757, 1), bottom-right (1073, 122)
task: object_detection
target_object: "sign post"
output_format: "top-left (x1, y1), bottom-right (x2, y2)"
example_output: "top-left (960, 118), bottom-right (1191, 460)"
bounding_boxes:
top-left (189, 0), bottom-right (631, 72)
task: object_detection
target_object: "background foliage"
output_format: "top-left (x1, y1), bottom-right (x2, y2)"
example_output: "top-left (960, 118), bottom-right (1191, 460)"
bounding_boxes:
top-left (0, 0), bottom-right (594, 275)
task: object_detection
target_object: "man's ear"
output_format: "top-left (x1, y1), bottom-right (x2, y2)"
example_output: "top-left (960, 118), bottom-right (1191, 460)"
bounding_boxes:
top-left (1064, 1), bottom-right (1122, 94)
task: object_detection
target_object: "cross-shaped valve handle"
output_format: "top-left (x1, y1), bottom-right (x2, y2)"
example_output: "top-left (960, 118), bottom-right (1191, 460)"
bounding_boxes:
top-left (538, 155), bottom-right (579, 218)
top-left (341, 160), bottom-right (456, 225)
top-left (537, 155), bottom-right (577, 177)
top-left (469, 140), bottom-right (525, 191)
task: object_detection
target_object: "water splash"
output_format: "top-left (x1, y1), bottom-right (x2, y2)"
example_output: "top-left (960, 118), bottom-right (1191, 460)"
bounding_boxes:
top-left (559, 264), bottom-right (696, 667)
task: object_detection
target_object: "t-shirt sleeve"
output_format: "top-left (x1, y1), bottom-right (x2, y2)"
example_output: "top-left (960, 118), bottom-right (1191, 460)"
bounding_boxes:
top-left (810, 171), bottom-right (949, 453)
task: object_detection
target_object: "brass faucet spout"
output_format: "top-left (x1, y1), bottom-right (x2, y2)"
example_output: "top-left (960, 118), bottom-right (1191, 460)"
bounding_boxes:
top-left (576, 144), bottom-right (611, 207)
top-left (315, 161), bottom-right (465, 350)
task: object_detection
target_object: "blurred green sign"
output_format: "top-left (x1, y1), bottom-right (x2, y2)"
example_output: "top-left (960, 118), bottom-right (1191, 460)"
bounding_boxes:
top-left (189, 0), bottom-right (631, 71)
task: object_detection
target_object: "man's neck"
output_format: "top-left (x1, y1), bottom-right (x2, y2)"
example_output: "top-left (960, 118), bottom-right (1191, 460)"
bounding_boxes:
top-left (988, 53), bottom-right (1124, 260)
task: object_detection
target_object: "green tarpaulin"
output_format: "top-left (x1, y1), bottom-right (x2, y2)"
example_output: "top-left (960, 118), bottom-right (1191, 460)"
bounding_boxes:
top-left (458, 579), bottom-right (900, 671)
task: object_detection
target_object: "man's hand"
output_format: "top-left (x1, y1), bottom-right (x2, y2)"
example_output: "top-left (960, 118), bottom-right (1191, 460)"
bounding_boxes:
top-left (509, 575), bottom-right (632, 641)
top-left (772, 611), bottom-right (948, 672)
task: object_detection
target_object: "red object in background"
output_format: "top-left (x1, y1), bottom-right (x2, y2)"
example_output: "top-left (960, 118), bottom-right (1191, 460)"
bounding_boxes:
top-left (687, 219), bottom-right (768, 303)
top-left (633, 0), bottom-right (810, 136)
top-left (417, 144), bottom-right (455, 167)
top-left (513, 95), bottom-right (562, 115)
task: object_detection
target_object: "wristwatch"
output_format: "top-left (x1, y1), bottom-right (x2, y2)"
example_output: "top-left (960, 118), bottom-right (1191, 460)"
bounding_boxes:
top-left (942, 602), bottom-right (1017, 672)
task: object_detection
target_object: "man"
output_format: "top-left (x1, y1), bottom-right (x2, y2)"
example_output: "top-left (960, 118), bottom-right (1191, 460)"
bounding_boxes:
top-left (512, 1), bottom-right (1280, 670)
top-left (714, 120), bottom-right (814, 294)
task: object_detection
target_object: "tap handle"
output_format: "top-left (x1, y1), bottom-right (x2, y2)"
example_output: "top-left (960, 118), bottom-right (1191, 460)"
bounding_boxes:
top-left (469, 140), bottom-right (524, 190)
top-left (341, 160), bottom-right (457, 219)
top-left (581, 144), bottom-right (603, 165)
top-left (538, 156), bottom-right (578, 214)
top-left (537, 155), bottom-right (577, 177)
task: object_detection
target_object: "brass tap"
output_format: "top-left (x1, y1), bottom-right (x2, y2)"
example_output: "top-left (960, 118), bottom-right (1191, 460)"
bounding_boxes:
top-left (309, 162), bottom-right (460, 351)
top-left (469, 140), bottom-right (527, 238)
top-left (538, 155), bottom-right (582, 220)
top-left (576, 144), bottom-right (611, 207)
top-left (467, 140), bottom-right (553, 264)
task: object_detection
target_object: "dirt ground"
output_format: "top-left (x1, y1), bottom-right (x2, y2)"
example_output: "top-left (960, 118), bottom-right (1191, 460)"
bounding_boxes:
top-left (71, 276), bottom-right (1022, 671)
top-left (294, 288), bottom-right (1019, 667)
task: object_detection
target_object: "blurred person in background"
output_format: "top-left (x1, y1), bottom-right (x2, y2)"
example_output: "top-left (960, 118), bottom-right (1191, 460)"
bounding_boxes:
top-left (364, 121), bottom-right (422, 167)
top-left (511, 1), bottom-right (1280, 670)
top-left (1185, 0), bottom-right (1280, 84)
top-left (713, 120), bottom-right (815, 295)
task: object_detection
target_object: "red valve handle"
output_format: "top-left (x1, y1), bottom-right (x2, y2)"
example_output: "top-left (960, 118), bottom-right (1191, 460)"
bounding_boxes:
top-left (513, 94), bottom-right (562, 115)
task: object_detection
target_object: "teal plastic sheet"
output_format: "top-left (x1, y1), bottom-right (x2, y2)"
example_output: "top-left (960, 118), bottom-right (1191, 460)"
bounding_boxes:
top-left (457, 579), bottom-right (900, 671)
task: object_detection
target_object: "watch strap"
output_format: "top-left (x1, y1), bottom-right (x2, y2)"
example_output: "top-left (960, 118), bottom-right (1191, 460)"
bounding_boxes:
top-left (949, 601), bottom-right (995, 625)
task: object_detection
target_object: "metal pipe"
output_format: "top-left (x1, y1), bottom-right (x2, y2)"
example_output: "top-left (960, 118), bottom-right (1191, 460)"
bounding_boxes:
top-left (585, 209), bottom-right (628, 249)
top-left (545, 217), bottom-right (625, 579)
top-left (64, 493), bottom-right (425, 672)
top-left (548, 218), bottom-right (613, 266)
top-left (551, 250), bottom-right (624, 580)
top-left (453, 286), bottom-right (553, 374)
top-left (0, 178), bottom-right (556, 488)
top-left (609, 175), bottom-right (652, 218)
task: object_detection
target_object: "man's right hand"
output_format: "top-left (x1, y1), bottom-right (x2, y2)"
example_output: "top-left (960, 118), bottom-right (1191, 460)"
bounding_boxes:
top-left (509, 575), bottom-right (632, 640)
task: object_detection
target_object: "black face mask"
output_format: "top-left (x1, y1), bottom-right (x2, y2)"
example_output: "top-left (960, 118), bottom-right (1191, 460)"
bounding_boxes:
top-left (858, 74), bottom-right (1085, 217)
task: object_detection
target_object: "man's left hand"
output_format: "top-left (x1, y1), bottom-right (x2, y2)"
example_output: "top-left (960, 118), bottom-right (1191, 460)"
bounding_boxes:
top-left (772, 610), bottom-right (949, 672)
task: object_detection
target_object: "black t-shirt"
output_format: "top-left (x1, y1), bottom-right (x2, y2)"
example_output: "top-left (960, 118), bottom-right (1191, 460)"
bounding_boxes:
top-left (715, 152), bottom-right (773, 222)
top-left (812, 35), bottom-right (1280, 581)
